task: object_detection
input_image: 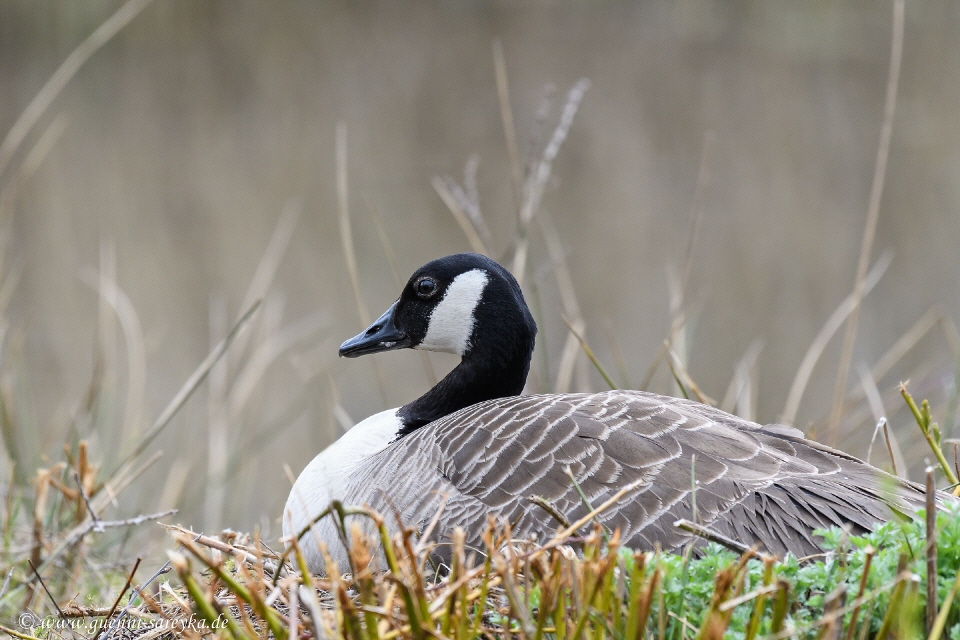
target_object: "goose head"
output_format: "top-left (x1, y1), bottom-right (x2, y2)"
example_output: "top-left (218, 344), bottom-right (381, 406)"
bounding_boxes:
top-left (339, 253), bottom-right (538, 432)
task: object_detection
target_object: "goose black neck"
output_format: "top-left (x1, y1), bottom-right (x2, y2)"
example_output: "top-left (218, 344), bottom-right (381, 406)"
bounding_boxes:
top-left (397, 321), bottom-right (536, 436)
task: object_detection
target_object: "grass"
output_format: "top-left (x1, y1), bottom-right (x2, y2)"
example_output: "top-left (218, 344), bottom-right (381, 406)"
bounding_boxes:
top-left (5, 493), bottom-right (959, 639)
top-left (2, 4), bottom-right (960, 639)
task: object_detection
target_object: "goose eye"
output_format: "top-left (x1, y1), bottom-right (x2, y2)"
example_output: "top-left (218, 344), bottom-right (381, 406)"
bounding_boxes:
top-left (416, 277), bottom-right (438, 298)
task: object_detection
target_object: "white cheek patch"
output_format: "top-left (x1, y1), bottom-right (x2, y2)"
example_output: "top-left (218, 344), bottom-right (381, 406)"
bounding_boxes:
top-left (417, 269), bottom-right (488, 356)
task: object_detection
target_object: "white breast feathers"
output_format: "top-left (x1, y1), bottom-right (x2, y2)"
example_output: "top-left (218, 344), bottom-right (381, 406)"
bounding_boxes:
top-left (283, 408), bottom-right (402, 568)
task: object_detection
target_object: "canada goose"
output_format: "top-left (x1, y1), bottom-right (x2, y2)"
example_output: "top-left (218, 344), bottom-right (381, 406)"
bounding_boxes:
top-left (284, 253), bottom-right (939, 573)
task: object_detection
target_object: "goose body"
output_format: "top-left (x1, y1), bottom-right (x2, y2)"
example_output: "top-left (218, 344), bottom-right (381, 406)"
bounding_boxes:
top-left (284, 253), bottom-right (938, 573)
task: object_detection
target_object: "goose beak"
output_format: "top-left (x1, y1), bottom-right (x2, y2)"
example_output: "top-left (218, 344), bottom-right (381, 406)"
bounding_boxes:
top-left (339, 301), bottom-right (412, 358)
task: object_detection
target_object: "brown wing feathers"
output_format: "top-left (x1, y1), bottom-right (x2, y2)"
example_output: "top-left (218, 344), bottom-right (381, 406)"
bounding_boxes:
top-left (344, 390), bottom-right (930, 562)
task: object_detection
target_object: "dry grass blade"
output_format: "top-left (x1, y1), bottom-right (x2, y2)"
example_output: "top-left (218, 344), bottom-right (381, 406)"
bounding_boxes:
top-left (513, 79), bottom-right (590, 285)
top-left (94, 242), bottom-right (119, 442)
top-left (925, 467), bottom-right (937, 635)
top-left (869, 306), bottom-right (942, 386)
top-left (667, 131), bottom-right (714, 378)
top-left (165, 524), bottom-right (283, 576)
top-left (828, 0), bottom-right (905, 442)
top-left (73, 469), bottom-right (100, 530)
top-left (929, 569), bottom-right (960, 640)
top-left (665, 344), bottom-right (715, 406)
top-left (719, 583), bottom-right (779, 613)
top-left (0, 0), bottom-right (156, 185)
top-left (865, 417), bottom-right (888, 468)
top-left (185, 543), bottom-right (288, 640)
top-left (336, 123), bottom-right (389, 404)
top-left (457, 156), bottom-right (495, 252)
top-left (856, 369), bottom-right (910, 477)
top-left (555, 317), bottom-right (584, 394)
top-left (539, 212), bottom-right (582, 321)
top-left (93, 557), bottom-right (140, 640)
top-left (639, 334), bottom-right (669, 391)
top-left (327, 375), bottom-right (354, 435)
top-left (781, 251), bottom-right (892, 425)
top-left (367, 198), bottom-right (438, 386)
top-left (431, 175), bottom-right (489, 255)
top-left (548, 477), bottom-right (646, 543)
top-left (674, 519), bottom-right (771, 561)
top-left (489, 550), bottom-right (536, 638)
top-left (832, 307), bottom-right (946, 431)
top-left (667, 265), bottom-right (688, 392)
top-left (0, 114), bottom-right (69, 224)
top-left (679, 132), bottom-right (714, 300)
top-left (0, 266), bottom-right (19, 329)
top-left (126, 589), bottom-right (170, 622)
top-left (242, 199), bottom-right (302, 313)
top-left (412, 495), bottom-right (449, 559)
top-left (205, 294), bottom-right (229, 532)
top-left (528, 495), bottom-right (572, 530)
top-left (96, 450), bottom-right (163, 514)
top-left (736, 341), bottom-right (763, 421)
top-left (842, 547), bottom-right (874, 640)
top-left (28, 559), bottom-right (66, 621)
top-left (0, 624), bottom-right (38, 640)
top-left (819, 587), bottom-right (847, 640)
top-left (232, 199), bottom-right (302, 368)
top-left (560, 313), bottom-right (616, 390)
top-left (337, 123), bottom-right (370, 327)
top-left (493, 39), bottom-right (523, 217)
top-left (864, 573), bottom-right (915, 640)
top-left (858, 364), bottom-right (885, 427)
top-left (227, 312), bottom-right (326, 425)
top-left (519, 78), bottom-right (590, 226)
top-left (365, 198), bottom-right (403, 286)
top-left (0, 352), bottom-right (17, 482)
top-left (526, 84), bottom-right (555, 180)
top-left (108, 298), bottom-right (262, 477)
top-left (539, 212), bottom-right (590, 392)
top-left (720, 338), bottom-right (764, 418)
top-left (602, 319), bottom-right (632, 389)
top-left (883, 416), bottom-right (904, 478)
top-left (937, 315), bottom-right (960, 358)
top-left (78, 262), bottom-right (147, 448)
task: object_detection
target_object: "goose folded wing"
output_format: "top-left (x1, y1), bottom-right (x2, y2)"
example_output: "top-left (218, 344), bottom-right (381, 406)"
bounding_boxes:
top-left (420, 392), bottom-right (794, 553)
top-left (342, 390), bottom-right (930, 561)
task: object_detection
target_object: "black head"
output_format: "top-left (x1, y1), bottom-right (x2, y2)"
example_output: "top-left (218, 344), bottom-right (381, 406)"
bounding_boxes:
top-left (339, 253), bottom-right (536, 361)
top-left (339, 253), bottom-right (538, 433)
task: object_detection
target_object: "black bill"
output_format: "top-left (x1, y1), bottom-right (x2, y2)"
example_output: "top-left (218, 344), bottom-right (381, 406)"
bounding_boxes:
top-left (338, 301), bottom-right (412, 357)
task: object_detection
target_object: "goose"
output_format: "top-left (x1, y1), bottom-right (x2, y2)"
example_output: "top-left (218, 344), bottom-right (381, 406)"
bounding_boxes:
top-left (284, 252), bottom-right (938, 573)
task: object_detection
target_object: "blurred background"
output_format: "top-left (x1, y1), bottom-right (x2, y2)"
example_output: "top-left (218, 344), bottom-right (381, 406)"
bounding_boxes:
top-left (1, 1), bottom-right (959, 542)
